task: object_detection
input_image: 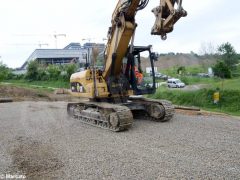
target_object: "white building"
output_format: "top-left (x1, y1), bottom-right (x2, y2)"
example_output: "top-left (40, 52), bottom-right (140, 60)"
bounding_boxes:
top-left (16, 43), bottom-right (105, 74)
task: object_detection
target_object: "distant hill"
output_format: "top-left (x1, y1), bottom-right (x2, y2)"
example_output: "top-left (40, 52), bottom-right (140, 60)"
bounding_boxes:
top-left (141, 54), bottom-right (217, 71)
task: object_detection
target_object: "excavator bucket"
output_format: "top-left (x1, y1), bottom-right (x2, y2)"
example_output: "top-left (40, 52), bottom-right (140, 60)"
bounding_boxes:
top-left (151, 0), bottom-right (187, 40)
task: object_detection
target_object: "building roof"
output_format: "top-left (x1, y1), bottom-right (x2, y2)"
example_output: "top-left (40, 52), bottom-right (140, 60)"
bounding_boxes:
top-left (26, 49), bottom-right (86, 62)
top-left (64, 43), bottom-right (82, 50)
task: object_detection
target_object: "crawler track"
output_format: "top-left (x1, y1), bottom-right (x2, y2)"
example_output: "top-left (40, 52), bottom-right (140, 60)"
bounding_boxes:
top-left (128, 97), bottom-right (175, 122)
top-left (67, 98), bottom-right (174, 132)
top-left (67, 101), bottom-right (133, 132)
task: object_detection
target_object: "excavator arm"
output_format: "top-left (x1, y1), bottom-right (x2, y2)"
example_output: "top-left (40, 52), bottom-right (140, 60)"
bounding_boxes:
top-left (103, 0), bottom-right (187, 79)
top-left (103, 0), bottom-right (142, 78)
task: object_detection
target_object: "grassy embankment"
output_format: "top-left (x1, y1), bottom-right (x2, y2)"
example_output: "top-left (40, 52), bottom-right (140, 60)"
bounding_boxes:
top-left (150, 77), bottom-right (240, 116)
top-left (1, 79), bottom-right (70, 92)
top-left (2, 66), bottom-right (240, 116)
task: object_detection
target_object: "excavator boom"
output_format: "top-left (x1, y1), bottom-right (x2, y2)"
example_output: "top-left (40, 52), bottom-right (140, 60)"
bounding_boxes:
top-left (103, 0), bottom-right (187, 78)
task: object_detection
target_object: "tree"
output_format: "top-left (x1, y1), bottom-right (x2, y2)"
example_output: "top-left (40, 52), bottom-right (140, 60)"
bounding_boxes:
top-left (25, 61), bottom-right (39, 80)
top-left (65, 64), bottom-right (77, 80)
top-left (0, 61), bottom-right (10, 81)
top-left (218, 42), bottom-right (238, 69)
top-left (177, 66), bottom-right (186, 75)
top-left (213, 61), bottom-right (232, 79)
top-left (37, 67), bottom-right (49, 81)
top-left (47, 65), bottom-right (61, 80)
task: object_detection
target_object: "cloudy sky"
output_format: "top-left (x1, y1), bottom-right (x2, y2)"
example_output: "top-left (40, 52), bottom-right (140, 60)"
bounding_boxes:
top-left (0, 0), bottom-right (240, 68)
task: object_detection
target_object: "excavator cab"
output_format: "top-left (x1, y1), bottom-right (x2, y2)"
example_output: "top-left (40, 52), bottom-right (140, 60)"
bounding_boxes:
top-left (124, 45), bottom-right (158, 95)
top-left (94, 46), bottom-right (158, 97)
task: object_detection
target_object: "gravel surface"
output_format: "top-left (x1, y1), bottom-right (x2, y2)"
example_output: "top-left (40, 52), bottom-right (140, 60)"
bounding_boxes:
top-left (0, 101), bottom-right (240, 179)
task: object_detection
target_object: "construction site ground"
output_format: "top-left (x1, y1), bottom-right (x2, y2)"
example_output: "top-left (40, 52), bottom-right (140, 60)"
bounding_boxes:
top-left (0, 85), bottom-right (240, 179)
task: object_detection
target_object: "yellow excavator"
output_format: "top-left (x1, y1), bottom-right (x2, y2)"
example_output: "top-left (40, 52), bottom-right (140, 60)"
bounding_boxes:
top-left (67, 0), bottom-right (187, 131)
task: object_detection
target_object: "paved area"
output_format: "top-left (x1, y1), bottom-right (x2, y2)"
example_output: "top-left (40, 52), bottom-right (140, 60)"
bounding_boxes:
top-left (0, 101), bottom-right (239, 179)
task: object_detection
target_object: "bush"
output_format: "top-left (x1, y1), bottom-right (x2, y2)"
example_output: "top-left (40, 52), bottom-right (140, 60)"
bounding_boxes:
top-left (180, 76), bottom-right (190, 85)
top-left (12, 74), bottom-right (25, 80)
top-left (65, 64), bottom-right (77, 80)
top-left (5, 72), bottom-right (15, 80)
top-left (232, 65), bottom-right (240, 77)
top-left (21, 61), bottom-right (78, 82)
top-left (0, 62), bottom-right (11, 81)
top-left (150, 87), bottom-right (240, 115)
top-left (177, 66), bottom-right (186, 75)
top-left (213, 61), bottom-right (232, 78)
top-left (47, 65), bottom-right (61, 80)
top-left (37, 68), bottom-right (49, 81)
top-left (25, 61), bottom-right (39, 80)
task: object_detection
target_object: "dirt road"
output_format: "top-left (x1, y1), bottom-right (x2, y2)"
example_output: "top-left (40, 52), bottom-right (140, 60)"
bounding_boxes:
top-left (0, 101), bottom-right (240, 179)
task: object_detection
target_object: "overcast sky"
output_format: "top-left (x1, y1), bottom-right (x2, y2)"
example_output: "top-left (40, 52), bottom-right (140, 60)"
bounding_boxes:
top-left (0, 0), bottom-right (240, 68)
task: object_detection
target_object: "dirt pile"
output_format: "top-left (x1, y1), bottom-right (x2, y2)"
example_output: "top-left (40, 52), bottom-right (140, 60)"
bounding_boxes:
top-left (0, 85), bottom-right (50, 101)
top-left (141, 54), bottom-right (217, 70)
top-left (0, 85), bottom-right (79, 102)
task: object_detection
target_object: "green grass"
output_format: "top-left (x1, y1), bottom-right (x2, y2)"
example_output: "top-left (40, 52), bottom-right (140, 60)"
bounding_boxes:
top-left (180, 76), bottom-right (220, 85)
top-left (176, 76), bottom-right (239, 91)
top-left (160, 65), bottom-right (207, 77)
top-left (149, 86), bottom-right (240, 116)
top-left (2, 79), bottom-right (70, 91)
top-left (213, 78), bottom-right (240, 90)
top-left (2, 76), bottom-right (240, 116)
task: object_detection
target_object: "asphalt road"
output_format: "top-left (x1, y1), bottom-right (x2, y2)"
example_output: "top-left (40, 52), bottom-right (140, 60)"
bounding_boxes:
top-left (0, 101), bottom-right (239, 179)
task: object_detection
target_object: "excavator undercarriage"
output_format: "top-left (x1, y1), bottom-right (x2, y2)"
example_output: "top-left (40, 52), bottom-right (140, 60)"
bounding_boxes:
top-left (67, 101), bottom-right (133, 132)
top-left (67, 97), bottom-right (174, 132)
